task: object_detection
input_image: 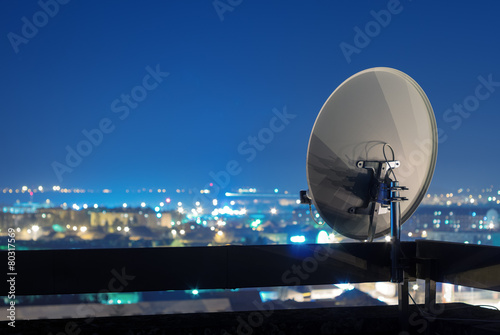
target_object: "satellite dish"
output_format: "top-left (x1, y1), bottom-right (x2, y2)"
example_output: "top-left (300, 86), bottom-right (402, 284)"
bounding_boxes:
top-left (305, 67), bottom-right (437, 241)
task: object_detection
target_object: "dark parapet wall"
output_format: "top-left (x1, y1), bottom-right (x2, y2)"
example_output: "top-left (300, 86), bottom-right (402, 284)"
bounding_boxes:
top-left (2, 303), bottom-right (500, 335)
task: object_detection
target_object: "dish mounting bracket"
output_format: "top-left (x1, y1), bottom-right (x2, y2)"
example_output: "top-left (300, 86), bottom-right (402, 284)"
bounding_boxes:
top-left (348, 160), bottom-right (407, 242)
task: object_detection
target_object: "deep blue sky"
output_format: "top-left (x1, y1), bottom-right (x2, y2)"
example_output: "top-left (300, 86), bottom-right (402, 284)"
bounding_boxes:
top-left (2, 0), bottom-right (500, 195)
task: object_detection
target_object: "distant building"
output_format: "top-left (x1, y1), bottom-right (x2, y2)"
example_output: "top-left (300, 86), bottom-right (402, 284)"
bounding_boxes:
top-left (90, 211), bottom-right (172, 232)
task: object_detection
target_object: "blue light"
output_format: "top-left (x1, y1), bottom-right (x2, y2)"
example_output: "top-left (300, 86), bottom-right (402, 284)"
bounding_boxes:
top-left (192, 289), bottom-right (199, 295)
top-left (335, 283), bottom-right (354, 291)
top-left (472, 212), bottom-right (477, 217)
top-left (259, 291), bottom-right (279, 302)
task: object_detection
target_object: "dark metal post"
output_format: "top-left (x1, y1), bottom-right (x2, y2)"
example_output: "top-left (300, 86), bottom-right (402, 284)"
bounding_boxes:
top-left (390, 181), bottom-right (401, 283)
top-left (425, 277), bottom-right (436, 335)
top-left (390, 180), bottom-right (409, 331)
top-left (425, 278), bottom-right (436, 311)
top-left (399, 272), bottom-right (409, 332)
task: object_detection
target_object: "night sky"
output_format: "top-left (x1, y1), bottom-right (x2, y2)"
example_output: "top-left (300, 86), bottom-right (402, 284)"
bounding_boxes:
top-left (2, 1), bottom-right (500, 198)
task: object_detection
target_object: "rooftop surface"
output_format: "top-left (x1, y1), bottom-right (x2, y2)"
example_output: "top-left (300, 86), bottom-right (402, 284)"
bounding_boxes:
top-left (3, 303), bottom-right (500, 335)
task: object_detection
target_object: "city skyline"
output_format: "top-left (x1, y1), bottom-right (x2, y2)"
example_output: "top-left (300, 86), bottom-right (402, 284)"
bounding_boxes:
top-left (2, 1), bottom-right (500, 197)
top-left (2, 182), bottom-right (500, 208)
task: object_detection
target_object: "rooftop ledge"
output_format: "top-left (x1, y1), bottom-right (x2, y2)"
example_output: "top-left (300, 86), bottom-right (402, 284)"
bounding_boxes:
top-left (1, 240), bottom-right (500, 334)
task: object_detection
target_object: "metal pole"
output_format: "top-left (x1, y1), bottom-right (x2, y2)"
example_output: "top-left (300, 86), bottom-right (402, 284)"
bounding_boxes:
top-left (390, 181), bottom-right (409, 331)
top-left (390, 181), bottom-right (401, 283)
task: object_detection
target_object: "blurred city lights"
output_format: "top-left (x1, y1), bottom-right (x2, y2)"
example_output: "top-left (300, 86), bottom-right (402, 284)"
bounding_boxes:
top-left (290, 235), bottom-right (305, 243)
top-left (336, 284), bottom-right (354, 291)
top-left (250, 219), bottom-right (261, 229)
